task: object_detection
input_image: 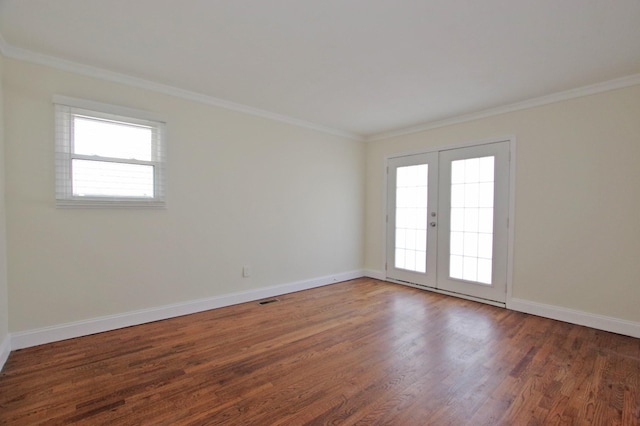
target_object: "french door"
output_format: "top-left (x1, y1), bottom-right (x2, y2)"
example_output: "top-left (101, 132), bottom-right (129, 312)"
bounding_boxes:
top-left (386, 141), bottom-right (510, 304)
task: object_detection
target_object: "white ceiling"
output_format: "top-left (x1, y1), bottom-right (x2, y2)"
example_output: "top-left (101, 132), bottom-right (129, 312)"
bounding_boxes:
top-left (1, 0), bottom-right (639, 139)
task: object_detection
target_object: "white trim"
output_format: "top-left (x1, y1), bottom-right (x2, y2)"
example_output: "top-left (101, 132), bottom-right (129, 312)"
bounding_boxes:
top-left (55, 199), bottom-right (167, 209)
top-left (508, 298), bottom-right (640, 339)
top-left (380, 156), bottom-right (389, 280)
top-left (363, 269), bottom-right (386, 280)
top-left (0, 335), bottom-right (10, 372)
top-left (3, 37), bottom-right (638, 143)
top-left (4, 274), bottom-right (639, 362)
top-left (506, 139), bottom-right (517, 303)
top-left (367, 74), bottom-right (640, 141)
top-left (387, 279), bottom-right (506, 308)
top-left (386, 135), bottom-right (516, 160)
top-left (53, 95), bottom-right (166, 123)
top-left (364, 274), bottom-right (640, 339)
top-left (9, 270), bottom-right (364, 350)
top-left (54, 100), bottom-right (167, 208)
top-left (382, 136), bottom-right (516, 306)
top-left (1, 42), bottom-right (362, 142)
top-left (5, 37), bottom-right (638, 144)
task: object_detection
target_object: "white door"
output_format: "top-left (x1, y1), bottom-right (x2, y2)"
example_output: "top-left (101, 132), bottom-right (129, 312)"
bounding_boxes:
top-left (386, 152), bottom-right (438, 287)
top-left (386, 141), bottom-right (511, 304)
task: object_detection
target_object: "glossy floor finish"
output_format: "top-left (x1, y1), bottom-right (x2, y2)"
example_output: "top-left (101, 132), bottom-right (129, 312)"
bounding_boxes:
top-left (1, 278), bottom-right (638, 425)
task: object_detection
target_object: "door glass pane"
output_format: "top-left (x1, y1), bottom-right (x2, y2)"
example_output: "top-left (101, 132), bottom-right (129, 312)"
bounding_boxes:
top-left (449, 156), bottom-right (494, 284)
top-left (395, 164), bottom-right (428, 273)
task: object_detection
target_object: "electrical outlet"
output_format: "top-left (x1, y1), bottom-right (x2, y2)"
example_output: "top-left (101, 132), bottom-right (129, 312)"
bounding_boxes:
top-left (242, 265), bottom-right (252, 278)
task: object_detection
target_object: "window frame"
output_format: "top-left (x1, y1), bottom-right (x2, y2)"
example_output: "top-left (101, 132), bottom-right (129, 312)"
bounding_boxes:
top-left (54, 96), bottom-right (167, 208)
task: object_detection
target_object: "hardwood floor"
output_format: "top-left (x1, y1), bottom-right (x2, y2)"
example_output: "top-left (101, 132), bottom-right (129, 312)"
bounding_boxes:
top-left (1, 278), bottom-right (638, 425)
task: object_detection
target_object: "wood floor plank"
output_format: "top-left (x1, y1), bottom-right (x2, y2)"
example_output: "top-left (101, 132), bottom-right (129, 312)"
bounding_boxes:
top-left (1, 278), bottom-right (639, 425)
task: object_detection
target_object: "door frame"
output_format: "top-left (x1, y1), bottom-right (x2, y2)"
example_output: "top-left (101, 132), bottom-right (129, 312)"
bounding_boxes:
top-left (382, 136), bottom-right (516, 307)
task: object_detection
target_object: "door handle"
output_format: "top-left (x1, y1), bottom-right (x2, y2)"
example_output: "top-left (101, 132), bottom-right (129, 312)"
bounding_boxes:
top-left (430, 222), bottom-right (437, 227)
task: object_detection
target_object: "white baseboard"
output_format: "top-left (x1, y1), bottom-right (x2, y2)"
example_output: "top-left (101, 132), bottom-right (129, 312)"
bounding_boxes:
top-left (10, 270), bottom-right (364, 351)
top-left (508, 298), bottom-right (640, 339)
top-left (363, 270), bottom-right (640, 338)
top-left (6, 271), bottom-right (637, 365)
top-left (0, 335), bottom-right (10, 371)
top-left (363, 269), bottom-right (386, 280)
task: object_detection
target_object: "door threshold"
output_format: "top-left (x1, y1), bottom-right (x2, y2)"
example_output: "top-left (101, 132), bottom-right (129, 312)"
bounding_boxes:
top-left (385, 278), bottom-right (506, 308)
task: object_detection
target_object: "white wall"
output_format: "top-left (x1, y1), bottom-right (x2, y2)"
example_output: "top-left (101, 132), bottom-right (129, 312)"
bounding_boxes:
top-left (4, 58), bottom-right (365, 333)
top-left (365, 85), bottom-right (640, 323)
top-left (3, 51), bottom-right (639, 344)
top-left (0, 54), bottom-right (10, 360)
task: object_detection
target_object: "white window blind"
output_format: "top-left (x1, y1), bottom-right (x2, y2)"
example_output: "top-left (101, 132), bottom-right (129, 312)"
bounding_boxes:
top-left (54, 96), bottom-right (166, 208)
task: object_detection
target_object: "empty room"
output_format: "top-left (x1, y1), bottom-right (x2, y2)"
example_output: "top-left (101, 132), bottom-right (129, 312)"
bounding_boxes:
top-left (0, 1), bottom-right (639, 424)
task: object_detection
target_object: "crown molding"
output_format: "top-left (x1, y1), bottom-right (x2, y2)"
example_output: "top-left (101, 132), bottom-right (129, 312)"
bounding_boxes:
top-left (0, 39), bottom-right (363, 141)
top-left (367, 73), bottom-right (640, 142)
top-left (2, 34), bottom-right (638, 143)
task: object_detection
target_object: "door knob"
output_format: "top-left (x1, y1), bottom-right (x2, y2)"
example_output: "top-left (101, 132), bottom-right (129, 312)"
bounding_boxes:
top-left (430, 222), bottom-right (437, 227)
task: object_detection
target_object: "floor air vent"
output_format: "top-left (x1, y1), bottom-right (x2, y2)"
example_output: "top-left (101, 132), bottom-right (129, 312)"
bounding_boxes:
top-left (258, 298), bottom-right (279, 305)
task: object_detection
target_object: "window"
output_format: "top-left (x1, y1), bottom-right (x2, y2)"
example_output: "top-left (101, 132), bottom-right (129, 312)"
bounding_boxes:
top-left (54, 96), bottom-right (166, 208)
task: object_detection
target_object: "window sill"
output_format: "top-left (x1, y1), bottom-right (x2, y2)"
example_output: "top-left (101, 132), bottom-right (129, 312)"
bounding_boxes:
top-left (56, 198), bottom-right (166, 209)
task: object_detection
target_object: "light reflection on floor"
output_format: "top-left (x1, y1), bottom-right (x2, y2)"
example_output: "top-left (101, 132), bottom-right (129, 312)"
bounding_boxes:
top-left (385, 289), bottom-right (499, 379)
